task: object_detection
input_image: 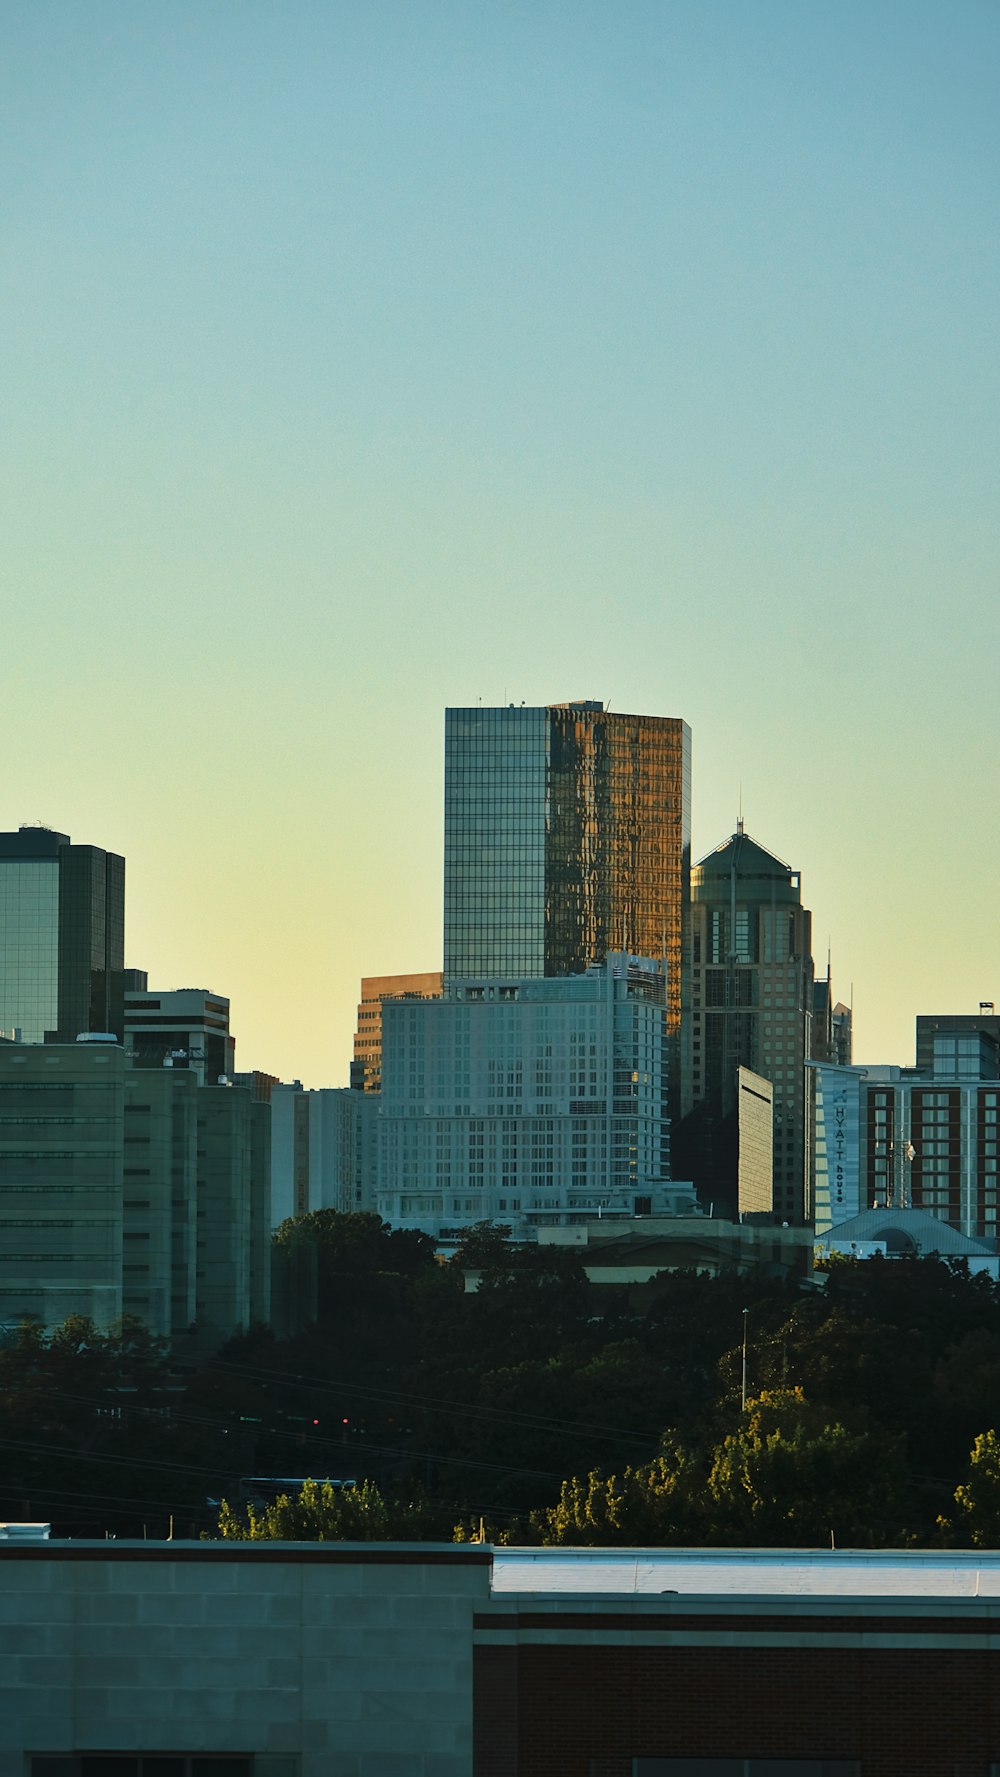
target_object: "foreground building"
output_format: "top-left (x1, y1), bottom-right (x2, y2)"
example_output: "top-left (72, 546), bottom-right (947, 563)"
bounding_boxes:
top-left (444, 703), bottom-right (691, 1038)
top-left (3, 1535), bottom-right (1000, 1776)
top-left (379, 954), bottom-right (672, 1237)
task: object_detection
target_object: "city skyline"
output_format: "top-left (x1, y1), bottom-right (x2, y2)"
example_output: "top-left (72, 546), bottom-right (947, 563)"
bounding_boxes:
top-left (4, 3), bottom-right (997, 1087)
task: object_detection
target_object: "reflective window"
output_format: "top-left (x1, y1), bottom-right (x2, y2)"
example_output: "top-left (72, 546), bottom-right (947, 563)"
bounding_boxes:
top-left (0, 859), bottom-right (59, 1041)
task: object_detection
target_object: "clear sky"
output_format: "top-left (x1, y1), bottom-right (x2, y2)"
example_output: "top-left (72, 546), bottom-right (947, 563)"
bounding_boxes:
top-left (3, 1), bottom-right (997, 1086)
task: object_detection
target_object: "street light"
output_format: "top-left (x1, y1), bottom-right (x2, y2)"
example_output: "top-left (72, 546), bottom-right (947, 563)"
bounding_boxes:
top-left (741, 1308), bottom-right (749, 1412)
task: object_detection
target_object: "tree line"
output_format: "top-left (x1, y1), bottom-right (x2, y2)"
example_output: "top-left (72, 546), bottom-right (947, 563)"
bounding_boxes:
top-left (5, 1212), bottom-right (1000, 1545)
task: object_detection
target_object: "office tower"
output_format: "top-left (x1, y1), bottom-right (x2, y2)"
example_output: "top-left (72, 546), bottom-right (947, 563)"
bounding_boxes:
top-left (684, 824), bottom-right (816, 1223)
top-left (0, 1041), bottom-right (125, 1330)
top-left (378, 954), bottom-right (672, 1238)
top-left (123, 1067), bottom-right (199, 1339)
top-left (443, 703), bottom-right (691, 1036)
top-left (351, 971), bottom-right (443, 1092)
top-left (0, 826), bottom-right (125, 1044)
top-left (124, 987), bottom-right (235, 1084)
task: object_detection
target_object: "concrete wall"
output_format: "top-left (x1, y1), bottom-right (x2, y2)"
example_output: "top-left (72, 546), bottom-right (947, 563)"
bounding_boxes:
top-left (0, 1542), bottom-right (489, 1777)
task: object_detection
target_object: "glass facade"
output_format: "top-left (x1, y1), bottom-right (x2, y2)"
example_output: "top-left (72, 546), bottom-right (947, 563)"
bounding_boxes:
top-left (444, 706), bottom-right (549, 980)
top-left (0, 859), bottom-right (59, 1043)
top-left (443, 704), bottom-right (691, 1034)
top-left (0, 829), bottom-right (125, 1045)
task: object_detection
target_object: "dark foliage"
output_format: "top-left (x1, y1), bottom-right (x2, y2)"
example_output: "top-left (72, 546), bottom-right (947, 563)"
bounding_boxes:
top-left (9, 1228), bottom-right (1000, 1546)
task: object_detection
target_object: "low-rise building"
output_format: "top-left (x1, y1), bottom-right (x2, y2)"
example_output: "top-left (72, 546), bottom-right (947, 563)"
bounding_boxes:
top-left (3, 1537), bottom-right (1000, 1776)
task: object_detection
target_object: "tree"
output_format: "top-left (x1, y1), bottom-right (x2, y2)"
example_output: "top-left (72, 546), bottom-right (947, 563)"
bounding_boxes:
top-left (450, 1221), bottom-right (513, 1270)
top-left (216, 1477), bottom-right (445, 1542)
top-left (704, 1388), bottom-right (908, 1545)
top-left (940, 1430), bottom-right (1000, 1546)
top-left (530, 1444), bottom-right (704, 1547)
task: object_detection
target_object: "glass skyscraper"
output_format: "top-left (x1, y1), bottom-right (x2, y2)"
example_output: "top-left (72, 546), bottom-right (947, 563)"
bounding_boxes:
top-left (0, 827), bottom-right (125, 1043)
top-left (443, 703), bottom-right (691, 1034)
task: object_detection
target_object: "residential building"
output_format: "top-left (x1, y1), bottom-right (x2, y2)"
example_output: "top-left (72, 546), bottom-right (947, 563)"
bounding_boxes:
top-left (124, 986), bottom-right (235, 1085)
top-left (378, 953), bottom-right (672, 1237)
top-left (443, 703), bottom-right (691, 1038)
top-left (0, 826), bottom-right (125, 1044)
top-left (351, 970), bottom-right (442, 1092)
top-left (682, 824), bottom-right (817, 1222)
top-left (812, 1027), bottom-right (1000, 1240)
top-left (4, 1536), bottom-right (1000, 1777)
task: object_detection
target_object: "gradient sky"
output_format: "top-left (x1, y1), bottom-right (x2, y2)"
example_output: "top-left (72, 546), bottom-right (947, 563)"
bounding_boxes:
top-left (3, 1), bottom-right (998, 1087)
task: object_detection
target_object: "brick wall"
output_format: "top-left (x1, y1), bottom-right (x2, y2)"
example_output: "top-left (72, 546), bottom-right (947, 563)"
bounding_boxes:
top-left (475, 1640), bottom-right (1000, 1777)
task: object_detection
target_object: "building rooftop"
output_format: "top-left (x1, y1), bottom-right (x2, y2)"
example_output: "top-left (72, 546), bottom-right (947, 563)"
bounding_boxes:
top-left (492, 1546), bottom-right (1000, 1599)
top-left (694, 830), bottom-right (794, 879)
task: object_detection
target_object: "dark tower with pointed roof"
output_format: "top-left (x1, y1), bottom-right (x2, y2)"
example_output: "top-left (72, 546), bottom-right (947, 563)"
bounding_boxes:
top-left (680, 823), bottom-right (815, 1223)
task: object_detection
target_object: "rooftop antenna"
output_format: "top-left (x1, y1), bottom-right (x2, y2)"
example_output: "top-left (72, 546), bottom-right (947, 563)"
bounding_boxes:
top-left (736, 784), bottom-right (744, 836)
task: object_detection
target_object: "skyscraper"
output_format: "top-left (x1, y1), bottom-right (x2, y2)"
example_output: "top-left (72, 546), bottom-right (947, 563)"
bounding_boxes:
top-left (0, 826), bottom-right (125, 1044)
top-left (682, 824), bottom-right (816, 1223)
top-left (443, 703), bottom-right (691, 1034)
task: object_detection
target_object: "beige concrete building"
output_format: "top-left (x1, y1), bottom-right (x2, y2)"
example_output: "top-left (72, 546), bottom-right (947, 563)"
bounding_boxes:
top-left (737, 1066), bottom-right (774, 1215)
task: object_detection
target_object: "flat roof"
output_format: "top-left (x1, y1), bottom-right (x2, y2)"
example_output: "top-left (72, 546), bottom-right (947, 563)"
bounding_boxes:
top-left (491, 1547), bottom-right (1000, 1599)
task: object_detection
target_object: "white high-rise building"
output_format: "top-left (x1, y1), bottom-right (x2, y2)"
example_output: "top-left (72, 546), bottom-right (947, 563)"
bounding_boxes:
top-left (378, 954), bottom-right (673, 1237)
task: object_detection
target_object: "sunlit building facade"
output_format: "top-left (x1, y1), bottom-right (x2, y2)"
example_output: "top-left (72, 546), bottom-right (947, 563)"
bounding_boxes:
top-left (0, 827), bottom-right (125, 1044)
top-left (351, 971), bottom-right (443, 1093)
top-left (443, 703), bottom-right (691, 1037)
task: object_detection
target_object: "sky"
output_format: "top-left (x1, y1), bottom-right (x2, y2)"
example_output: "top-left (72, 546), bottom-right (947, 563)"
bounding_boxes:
top-left (3, 1), bottom-right (998, 1087)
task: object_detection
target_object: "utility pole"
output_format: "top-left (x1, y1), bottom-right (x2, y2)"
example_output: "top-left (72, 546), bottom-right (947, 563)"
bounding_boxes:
top-left (741, 1307), bottom-right (749, 1412)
